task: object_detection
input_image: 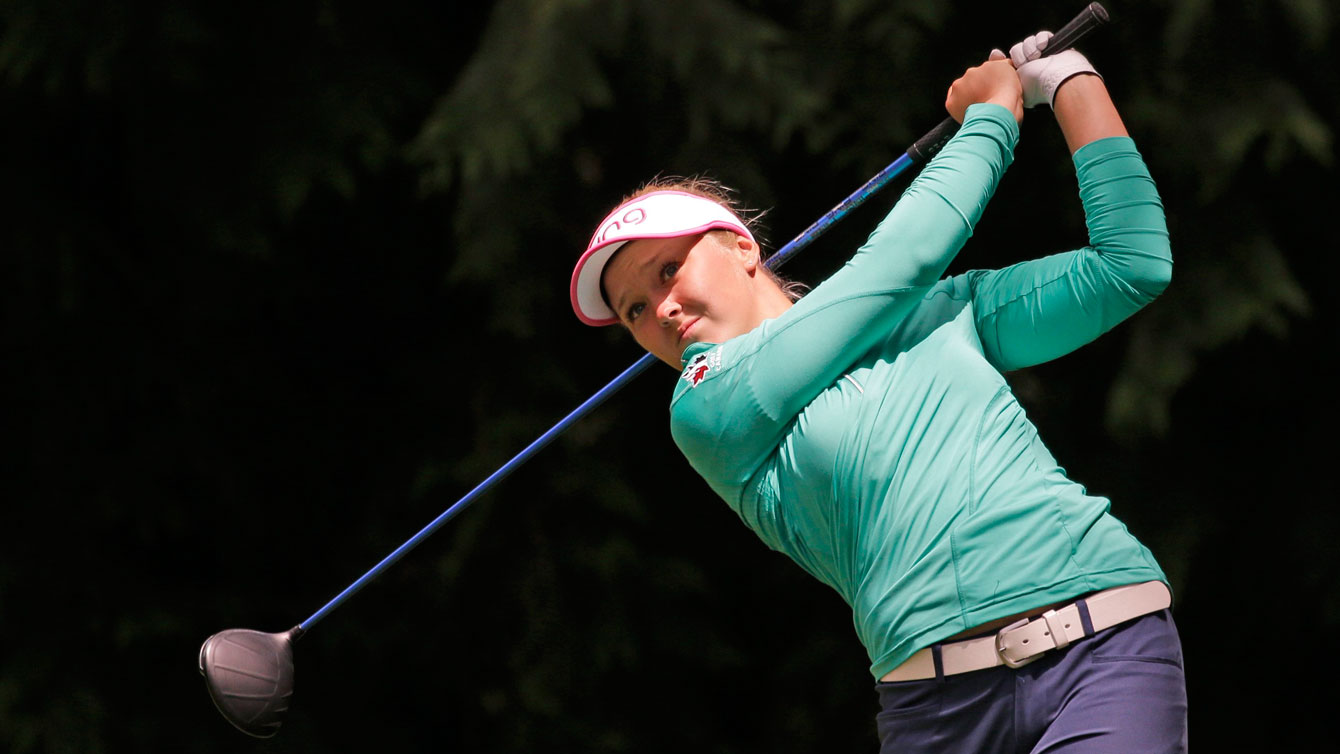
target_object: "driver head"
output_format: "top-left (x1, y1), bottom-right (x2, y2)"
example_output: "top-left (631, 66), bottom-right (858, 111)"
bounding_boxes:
top-left (198, 627), bottom-right (302, 737)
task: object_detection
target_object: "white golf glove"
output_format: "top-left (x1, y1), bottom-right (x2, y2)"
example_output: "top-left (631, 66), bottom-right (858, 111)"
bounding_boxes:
top-left (1008, 31), bottom-right (1101, 108)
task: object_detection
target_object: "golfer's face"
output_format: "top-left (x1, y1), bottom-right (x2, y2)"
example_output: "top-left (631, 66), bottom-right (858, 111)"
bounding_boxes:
top-left (603, 232), bottom-right (762, 368)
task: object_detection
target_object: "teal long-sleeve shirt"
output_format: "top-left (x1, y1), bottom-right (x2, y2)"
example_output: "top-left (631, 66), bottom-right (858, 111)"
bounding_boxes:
top-left (668, 104), bottom-right (1172, 679)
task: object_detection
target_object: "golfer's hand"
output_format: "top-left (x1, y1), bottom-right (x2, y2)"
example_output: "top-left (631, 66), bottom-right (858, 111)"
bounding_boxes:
top-left (1009, 31), bottom-right (1101, 109)
top-left (945, 54), bottom-right (1023, 125)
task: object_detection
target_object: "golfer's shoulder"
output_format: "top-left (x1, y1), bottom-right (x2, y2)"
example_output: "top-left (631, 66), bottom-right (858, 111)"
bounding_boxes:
top-left (669, 341), bottom-right (774, 447)
top-left (669, 344), bottom-right (738, 418)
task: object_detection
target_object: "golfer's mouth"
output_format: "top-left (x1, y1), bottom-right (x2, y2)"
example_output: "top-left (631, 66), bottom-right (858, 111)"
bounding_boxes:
top-left (677, 317), bottom-right (701, 345)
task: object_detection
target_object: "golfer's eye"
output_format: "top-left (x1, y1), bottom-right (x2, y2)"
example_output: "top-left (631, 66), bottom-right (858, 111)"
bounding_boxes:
top-left (626, 302), bottom-right (645, 322)
top-left (660, 262), bottom-right (679, 281)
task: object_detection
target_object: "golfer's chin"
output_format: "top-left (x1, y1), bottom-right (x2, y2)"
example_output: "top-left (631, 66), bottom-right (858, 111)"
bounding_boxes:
top-left (674, 334), bottom-right (704, 361)
top-left (650, 331), bottom-right (713, 369)
top-left (665, 340), bottom-right (714, 370)
top-left (660, 347), bottom-right (687, 369)
top-left (636, 340), bottom-right (681, 369)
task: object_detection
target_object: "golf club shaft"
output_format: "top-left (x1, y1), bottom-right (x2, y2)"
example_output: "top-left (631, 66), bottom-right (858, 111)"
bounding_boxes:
top-left (773, 3), bottom-right (1109, 270)
top-left (298, 2), bottom-right (1110, 632)
top-left (907, 1), bottom-right (1109, 164)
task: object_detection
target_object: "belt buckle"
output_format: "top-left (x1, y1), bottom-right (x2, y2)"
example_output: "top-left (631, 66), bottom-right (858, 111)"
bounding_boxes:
top-left (995, 617), bottom-right (1042, 669)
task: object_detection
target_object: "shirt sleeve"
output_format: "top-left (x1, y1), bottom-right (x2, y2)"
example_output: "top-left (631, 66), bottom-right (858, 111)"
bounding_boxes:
top-left (670, 104), bottom-right (1020, 501)
top-left (965, 136), bottom-right (1172, 371)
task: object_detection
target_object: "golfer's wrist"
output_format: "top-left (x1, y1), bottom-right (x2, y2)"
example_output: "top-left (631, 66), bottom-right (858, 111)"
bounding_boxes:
top-left (1052, 75), bottom-right (1127, 153)
top-left (1052, 70), bottom-right (1104, 106)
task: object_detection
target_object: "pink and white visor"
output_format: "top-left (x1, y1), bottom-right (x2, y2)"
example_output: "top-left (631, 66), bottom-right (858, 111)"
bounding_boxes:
top-left (570, 190), bottom-right (754, 326)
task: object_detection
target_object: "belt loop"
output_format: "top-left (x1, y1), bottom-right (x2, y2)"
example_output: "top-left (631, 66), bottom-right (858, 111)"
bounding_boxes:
top-left (931, 644), bottom-right (945, 683)
top-left (1042, 609), bottom-right (1071, 650)
top-left (1076, 598), bottom-right (1095, 636)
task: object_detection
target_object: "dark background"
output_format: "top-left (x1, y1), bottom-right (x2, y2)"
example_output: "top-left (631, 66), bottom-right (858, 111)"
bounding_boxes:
top-left (3, 0), bottom-right (1336, 751)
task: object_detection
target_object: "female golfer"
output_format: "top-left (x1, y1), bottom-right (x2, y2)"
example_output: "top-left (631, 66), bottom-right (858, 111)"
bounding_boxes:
top-left (571, 35), bottom-right (1185, 753)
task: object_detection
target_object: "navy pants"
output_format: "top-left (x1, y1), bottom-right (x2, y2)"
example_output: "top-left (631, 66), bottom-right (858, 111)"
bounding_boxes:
top-left (875, 610), bottom-right (1187, 753)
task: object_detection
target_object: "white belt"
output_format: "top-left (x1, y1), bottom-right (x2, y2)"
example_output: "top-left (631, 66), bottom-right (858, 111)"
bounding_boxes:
top-left (881, 581), bottom-right (1171, 683)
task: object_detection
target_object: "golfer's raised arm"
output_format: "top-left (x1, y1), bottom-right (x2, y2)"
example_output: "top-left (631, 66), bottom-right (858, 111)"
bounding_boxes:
top-left (1052, 74), bottom-right (1128, 153)
top-left (964, 34), bottom-right (1171, 372)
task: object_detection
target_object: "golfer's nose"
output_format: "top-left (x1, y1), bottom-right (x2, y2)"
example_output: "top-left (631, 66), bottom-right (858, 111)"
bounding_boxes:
top-left (657, 295), bottom-right (681, 326)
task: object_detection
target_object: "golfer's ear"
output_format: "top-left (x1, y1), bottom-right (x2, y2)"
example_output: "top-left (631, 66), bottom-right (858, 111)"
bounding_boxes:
top-left (733, 235), bottom-right (760, 273)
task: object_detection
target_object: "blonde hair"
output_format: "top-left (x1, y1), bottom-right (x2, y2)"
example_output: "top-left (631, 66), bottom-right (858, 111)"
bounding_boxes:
top-left (618, 175), bottom-right (808, 302)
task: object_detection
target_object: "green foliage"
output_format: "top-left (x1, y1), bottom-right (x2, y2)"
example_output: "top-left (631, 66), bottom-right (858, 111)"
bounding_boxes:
top-left (3, 1), bottom-right (1337, 751)
top-left (1101, 0), bottom-right (1334, 439)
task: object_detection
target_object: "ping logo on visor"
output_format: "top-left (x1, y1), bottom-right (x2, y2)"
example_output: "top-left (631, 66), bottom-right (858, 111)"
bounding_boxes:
top-left (593, 207), bottom-right (647, 245)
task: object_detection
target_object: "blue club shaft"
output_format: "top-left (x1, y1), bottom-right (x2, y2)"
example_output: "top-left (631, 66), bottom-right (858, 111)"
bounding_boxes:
top-left (299, 153), bottom-right (920, 631)
top-left (282, 0), bottom-right (1114, 634)
top-left (767, 153), bottom-right (913, 271)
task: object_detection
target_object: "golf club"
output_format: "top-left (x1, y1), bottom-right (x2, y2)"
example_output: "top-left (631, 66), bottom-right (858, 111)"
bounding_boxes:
top-left (199, 3), bottom-right (1111, 737)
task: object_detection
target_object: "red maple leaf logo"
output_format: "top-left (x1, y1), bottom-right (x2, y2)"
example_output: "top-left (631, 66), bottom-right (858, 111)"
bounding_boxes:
top-left (682, 353), bottom-right (713, 387)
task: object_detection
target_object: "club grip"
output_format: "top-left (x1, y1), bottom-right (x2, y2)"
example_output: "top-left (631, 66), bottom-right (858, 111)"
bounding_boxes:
top-left (906, 2), bottom-right (1110, 165)
top-left (1046, 2), bottom-right (1110, 56)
